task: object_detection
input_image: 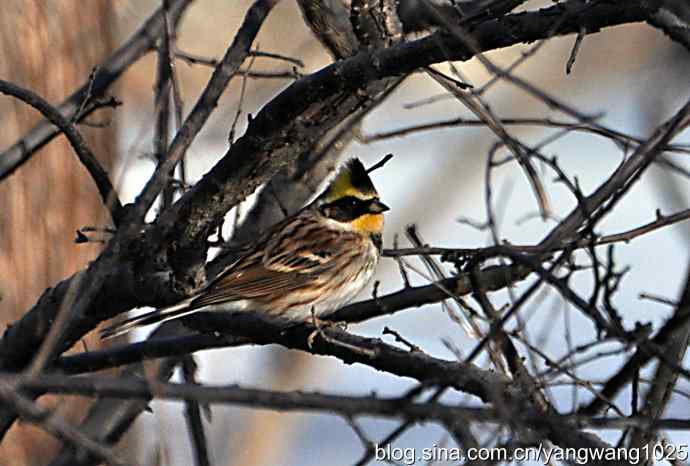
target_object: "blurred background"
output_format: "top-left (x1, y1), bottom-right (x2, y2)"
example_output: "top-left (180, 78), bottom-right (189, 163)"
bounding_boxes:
top-left (0, 1), bottom-right (689, 465)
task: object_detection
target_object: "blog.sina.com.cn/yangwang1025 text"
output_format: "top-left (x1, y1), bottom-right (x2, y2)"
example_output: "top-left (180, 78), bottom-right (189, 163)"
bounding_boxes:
top-left (374, 442), bottom-right (690, 465)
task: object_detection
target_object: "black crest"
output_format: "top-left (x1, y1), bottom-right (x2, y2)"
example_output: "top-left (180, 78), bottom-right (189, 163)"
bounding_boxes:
top-left (345, 158), bottom-right (377, 195)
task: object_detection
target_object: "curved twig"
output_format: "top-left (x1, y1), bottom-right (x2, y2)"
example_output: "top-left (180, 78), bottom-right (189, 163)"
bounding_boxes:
top-left (0, 80), bottom-right (124, 225)
top-left (0, 0), bottom-right (193, 185)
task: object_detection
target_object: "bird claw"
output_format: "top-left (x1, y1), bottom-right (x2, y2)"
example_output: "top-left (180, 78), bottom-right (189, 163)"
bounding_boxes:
top-left (307, 312), bottom-right (349, 349)
top-left (306, 314), bottom-right (375, 358)
top-left (307, 329), bottom-right (318, 349)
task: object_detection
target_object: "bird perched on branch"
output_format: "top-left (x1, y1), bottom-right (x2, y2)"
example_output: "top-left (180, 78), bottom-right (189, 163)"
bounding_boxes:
top-left (101, 158), bottom-right (389, 339)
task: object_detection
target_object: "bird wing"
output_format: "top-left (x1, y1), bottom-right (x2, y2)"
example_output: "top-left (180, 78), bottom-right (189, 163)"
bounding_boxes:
top-left (188, 218), bottom-right (338, 309)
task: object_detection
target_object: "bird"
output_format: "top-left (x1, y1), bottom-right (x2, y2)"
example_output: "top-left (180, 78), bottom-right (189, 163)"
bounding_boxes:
top-left (100, 157), bottom-right (389, 339)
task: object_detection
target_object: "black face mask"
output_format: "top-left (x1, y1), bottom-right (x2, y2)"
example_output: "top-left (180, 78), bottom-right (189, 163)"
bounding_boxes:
top-left (320, 196), bottom-right (389, 222)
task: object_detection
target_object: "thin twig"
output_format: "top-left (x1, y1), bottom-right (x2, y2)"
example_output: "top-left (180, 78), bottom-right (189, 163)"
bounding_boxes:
top-left (176, 48), bottom-right (304, 67)
top-left (181, 356), bottom-right (212, 466)
top-left (566, 27), bottom-right (586, 74)
top-left (383, 207), bottom-right (690, 257)
top-left (135, 0), bottom-right (282, 218)
top-left (365, 153), bottom-right (393, 173)
top-left (361, 116), bottom-right (690, 156)
top-left (228, 51), bottom-right (256, 145)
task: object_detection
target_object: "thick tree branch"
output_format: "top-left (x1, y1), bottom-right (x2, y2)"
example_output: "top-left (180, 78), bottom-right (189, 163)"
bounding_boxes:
top-left (55, 262), bottom-right (530, 374)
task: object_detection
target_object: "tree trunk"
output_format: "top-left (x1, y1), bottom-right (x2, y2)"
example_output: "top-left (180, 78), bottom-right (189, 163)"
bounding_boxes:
top-left (0, 2), bottom-right (117, 464)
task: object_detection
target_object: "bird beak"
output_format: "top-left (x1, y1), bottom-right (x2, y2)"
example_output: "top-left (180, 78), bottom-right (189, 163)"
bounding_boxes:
top-left (368, 199), bottom-right (390, 213)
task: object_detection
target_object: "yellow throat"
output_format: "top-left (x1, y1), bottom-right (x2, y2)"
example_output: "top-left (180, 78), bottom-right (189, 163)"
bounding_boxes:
top-left (351, 213), bottom-right (384, 234)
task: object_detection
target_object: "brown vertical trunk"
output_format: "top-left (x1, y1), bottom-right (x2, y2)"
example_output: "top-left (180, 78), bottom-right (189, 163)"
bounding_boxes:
top-left (0, 2), bottom-right (117, 465)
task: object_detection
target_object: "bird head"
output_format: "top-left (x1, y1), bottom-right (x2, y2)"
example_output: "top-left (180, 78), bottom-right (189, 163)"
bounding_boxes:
top-left (315, 158), bottom-right (389, 235)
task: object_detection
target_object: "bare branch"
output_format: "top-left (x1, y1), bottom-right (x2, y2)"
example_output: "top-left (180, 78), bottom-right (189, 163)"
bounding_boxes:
top-left (56, 262), bottom-right (530, 374)
top-left (0, 80), bottom-right (124, 224)
top-left (0, 0), bottom-right (193, 180)
top-left (0, 381), bottom-right (128, 466)
top-left (10, 372), bottom-right (690, 433)
top-left (134, 0), bottom-right (282, 219)
top-left (181, 356), bottom-right (211, 466)
top-left (582, 262), bottom-right (690, 416)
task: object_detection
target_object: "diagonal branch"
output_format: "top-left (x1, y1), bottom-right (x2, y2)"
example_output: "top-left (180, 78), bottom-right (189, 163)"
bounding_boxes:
top-left (0, 381), bottom-right (128, 466)
top-left (134, 0), bottom-right (282, 219)
top-left (0, 80), bottom-right (124, 224)
top-left (0, 0), bottom-right (193, 181)
top-left (181, 356), bottom-right (211, 466)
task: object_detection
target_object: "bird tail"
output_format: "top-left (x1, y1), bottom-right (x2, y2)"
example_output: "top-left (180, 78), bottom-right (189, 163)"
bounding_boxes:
top-left (100, 298), bottom-right (198, 339)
